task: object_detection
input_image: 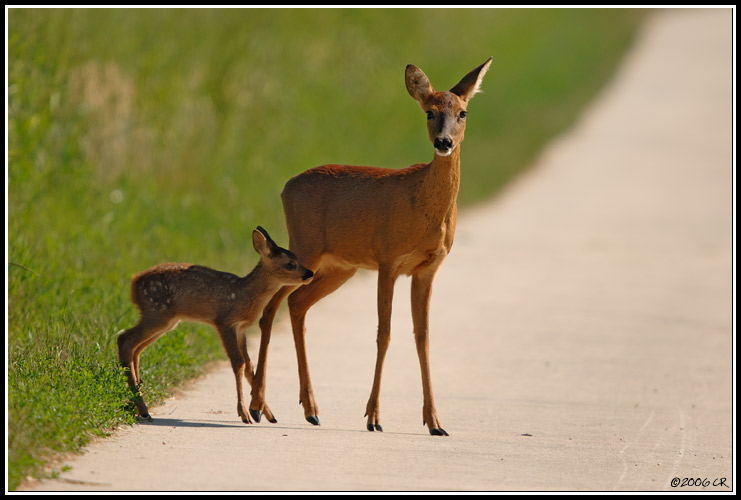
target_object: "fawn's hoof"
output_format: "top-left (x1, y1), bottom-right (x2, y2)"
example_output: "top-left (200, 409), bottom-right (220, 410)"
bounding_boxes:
top-left (367, 423), bottom-right (383, 432)
top-left (249, 409), bottom-right (262, 423)
top-left (267, 415), bottom-right (278, 424)
top-left (306, 415), bottom-right (321, 426)
top-left (138, 413), bottom-right (153, 422)
top-left (430, 427), bottom-right (449, 436)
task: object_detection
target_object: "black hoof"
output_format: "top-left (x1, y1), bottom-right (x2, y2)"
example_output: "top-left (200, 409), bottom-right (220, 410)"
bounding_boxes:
top-left (139, 413), bottom-right (153, 422)
top-left (267, 415), bottom-right (278, 424)
top-left (306, 415), bottom-right (321, 426)
top-left (430, 428), bottom-right (449, 436)
top-left (249, 409), bottom-right (262, 423)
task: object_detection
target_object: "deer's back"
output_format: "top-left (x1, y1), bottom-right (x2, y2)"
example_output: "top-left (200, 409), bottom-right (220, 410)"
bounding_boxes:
top-left (281, 163), bottom-right (457, 273)
top-left (131, 264), bottom-right (240, 321)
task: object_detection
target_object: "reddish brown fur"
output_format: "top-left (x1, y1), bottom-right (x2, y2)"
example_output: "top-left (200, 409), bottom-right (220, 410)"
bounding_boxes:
top-left (250, 58), bottom-right (492, 436)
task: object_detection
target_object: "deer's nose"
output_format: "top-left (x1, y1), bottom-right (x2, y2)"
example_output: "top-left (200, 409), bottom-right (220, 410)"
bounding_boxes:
top-left (434, 137), bottom-right (453, 152)
top-left (302, 269), bottom-right (314, 281)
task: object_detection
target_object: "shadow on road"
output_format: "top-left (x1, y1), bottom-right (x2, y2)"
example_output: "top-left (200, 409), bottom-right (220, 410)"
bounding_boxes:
top-left (141, 418), bottom-right (247, 429)
top-left (142, 416), bottom-right (430, 437)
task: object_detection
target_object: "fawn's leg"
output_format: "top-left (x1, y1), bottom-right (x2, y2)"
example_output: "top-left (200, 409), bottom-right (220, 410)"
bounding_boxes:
top-left (249, 285), bottom-right (295, 422)
top-left (117, 317), bottom-right (175, 420)
top-left (217, 323), bottom-right (251, 423)
top-left (365, 265), bottom-right (397, 432)
top-left (287, 265), bottom-right (356, 425)
top-left (237, 330), bottom-right (277, 423)
top-left (131, 320), bottom-right (178, 386)
top-left (411, 267), bottom-right (448, 436)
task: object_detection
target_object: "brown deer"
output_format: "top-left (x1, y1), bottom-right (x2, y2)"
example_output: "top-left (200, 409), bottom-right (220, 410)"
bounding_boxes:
top-left (117, 226), bottom-right (314, 424)
top-left (248, 58), bottom-right (492, 436)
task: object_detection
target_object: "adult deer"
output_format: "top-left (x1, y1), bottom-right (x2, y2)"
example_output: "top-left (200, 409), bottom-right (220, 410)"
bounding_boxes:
top-left (250, 58), bottom-right (492, 436)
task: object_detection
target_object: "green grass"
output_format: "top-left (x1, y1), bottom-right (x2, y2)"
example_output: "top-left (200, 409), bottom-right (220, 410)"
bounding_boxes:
top-left (7, 7), bottom-right (646, 490)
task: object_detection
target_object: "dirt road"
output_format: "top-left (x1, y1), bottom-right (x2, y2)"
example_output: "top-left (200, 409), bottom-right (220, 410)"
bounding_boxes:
top-left (22, 8), bottom-right (733, 492)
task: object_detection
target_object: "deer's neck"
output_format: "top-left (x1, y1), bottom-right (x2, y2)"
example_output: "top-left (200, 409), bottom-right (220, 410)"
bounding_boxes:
top-left (423, 147), bottom-right (461, 210)
top-left (239, 264), bottom-right (280, 310)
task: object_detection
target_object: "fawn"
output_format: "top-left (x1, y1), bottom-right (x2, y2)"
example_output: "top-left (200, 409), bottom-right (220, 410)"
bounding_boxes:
top-left (117, 226), bottom-right (314, 423)
top-left (248, 58), bottom-right (493, 436)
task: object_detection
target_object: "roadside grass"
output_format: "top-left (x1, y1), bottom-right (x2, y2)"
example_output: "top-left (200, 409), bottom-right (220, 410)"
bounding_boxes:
top-left (7, 7), bottom-right (646, 490)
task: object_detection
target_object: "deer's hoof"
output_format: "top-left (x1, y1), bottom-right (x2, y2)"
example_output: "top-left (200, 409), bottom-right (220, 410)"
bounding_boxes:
top-left (306, 415), bottom-right (321, 426)
top-left (267, 415), bottom-right (278, 424)
top-left (430, 427), bottom-right (449, 436)
top-left (367, 423), bottom-right (383, 432)
top-left (249, 409), bottom-right (262, 423)
top-left (138, 413), bottom-right (153, 422)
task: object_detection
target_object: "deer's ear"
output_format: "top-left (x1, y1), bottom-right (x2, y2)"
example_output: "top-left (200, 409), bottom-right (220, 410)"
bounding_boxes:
top-left (406, 64), bottom-right (434, 104)
top-left (252, 227), bottom-right (272, 258)
top-left (450, 57), bottom-right (492, 102)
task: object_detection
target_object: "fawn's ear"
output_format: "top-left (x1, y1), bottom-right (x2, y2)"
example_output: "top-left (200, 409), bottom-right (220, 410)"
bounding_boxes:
top-left (406, 64), bottom-right (434, 105)
top-left (252, 227), bottom-right (274, 258)
top-left (450, 57), bottom-right (492, 102)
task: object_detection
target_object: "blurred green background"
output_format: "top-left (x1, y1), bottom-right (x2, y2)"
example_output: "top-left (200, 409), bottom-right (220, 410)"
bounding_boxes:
top-left (7, 7), bottom-right (646, 489)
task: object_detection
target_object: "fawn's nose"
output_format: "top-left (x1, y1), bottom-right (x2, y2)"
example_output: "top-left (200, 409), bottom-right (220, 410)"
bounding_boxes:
top-left (302, 269), bottom-right (314, 281)
top-left (434, 137), bottom-right (453, 152)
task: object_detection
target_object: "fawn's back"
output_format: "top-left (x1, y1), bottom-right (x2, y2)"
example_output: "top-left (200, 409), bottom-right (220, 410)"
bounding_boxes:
top-left (132, 264), bottom-right (243, 322)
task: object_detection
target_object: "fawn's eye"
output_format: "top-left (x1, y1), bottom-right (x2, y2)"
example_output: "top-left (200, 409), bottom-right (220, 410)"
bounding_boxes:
top-left (284, 262), bottom-right (297, 271)
top-left (459, 111), bottom-right (467, 119)
top-left (426, 111), bottom-right (434, 120)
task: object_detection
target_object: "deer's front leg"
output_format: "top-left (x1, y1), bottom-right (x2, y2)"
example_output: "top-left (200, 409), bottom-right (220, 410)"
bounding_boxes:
top-left (217, 324), bottom-right (252, 424)
top-left (365, 266), bottom-right (397, 432)
top-left (411, 267), bottom-right (448, 436)
top-left (237, 329), bottom-right (277, 424)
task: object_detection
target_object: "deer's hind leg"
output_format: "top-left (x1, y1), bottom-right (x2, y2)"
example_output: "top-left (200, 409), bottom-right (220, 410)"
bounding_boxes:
top-left (131, 319), bottom-right (180, 387)
top-left (287, 264), bottom-right (357, 425)
top-left (250, 284), bottom-right (296, 423)
top-left (117, 316), bottom-right (177, 420)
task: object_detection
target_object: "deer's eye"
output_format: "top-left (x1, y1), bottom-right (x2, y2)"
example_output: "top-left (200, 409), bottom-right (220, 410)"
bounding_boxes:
top-left (459, 111), bottom-right (467, 119)
top-left (426, 111), bottom-right (434, 120)
top-left (284, 262), bottom-right (297, 271)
